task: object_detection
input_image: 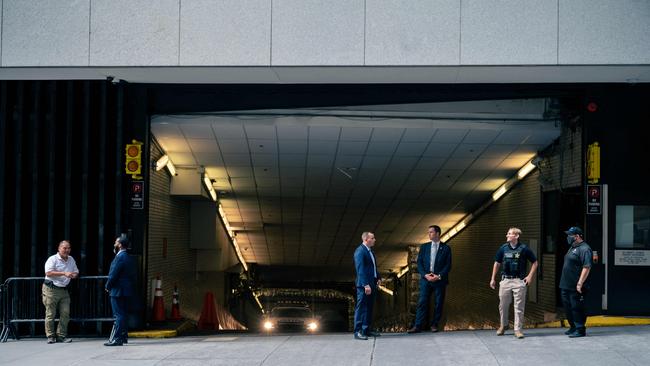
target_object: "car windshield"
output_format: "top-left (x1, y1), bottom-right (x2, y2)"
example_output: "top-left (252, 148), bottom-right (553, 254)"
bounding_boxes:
top-left (272, 308), bottom-right (311, 317)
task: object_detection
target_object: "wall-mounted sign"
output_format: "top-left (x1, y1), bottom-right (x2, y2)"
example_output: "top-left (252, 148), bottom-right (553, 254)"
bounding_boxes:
top-left (614, 250), bottom-right (650, 266)
top-left (130, 181), bottom-right (144, 210)
top-left (587, 185), bottom-right (601, 215)
top-left (587, 142), bottom-right (600, 184)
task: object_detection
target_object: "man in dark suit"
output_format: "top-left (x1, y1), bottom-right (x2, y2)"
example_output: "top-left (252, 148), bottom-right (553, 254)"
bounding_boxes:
top-left (408, 225), bottom-right (452, 333)
top-left (104, 235), bottom-right (136, 346)
top-left (353, 231), bottom-right (381, 340)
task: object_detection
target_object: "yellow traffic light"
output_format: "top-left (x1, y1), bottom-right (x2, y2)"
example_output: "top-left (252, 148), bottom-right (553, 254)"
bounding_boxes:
top-left (125, 140), bottom-right (143, 179)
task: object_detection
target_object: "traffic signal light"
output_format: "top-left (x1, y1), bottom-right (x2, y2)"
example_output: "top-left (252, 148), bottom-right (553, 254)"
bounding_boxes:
top-left (125, 139), bottom-right (143, 179)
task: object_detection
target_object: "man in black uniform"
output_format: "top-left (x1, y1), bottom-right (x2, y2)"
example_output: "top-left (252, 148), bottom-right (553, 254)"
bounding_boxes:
top-left (490, 227), bottom-right (538, 339)
top-left (559, 226), bottom-right (593, 338)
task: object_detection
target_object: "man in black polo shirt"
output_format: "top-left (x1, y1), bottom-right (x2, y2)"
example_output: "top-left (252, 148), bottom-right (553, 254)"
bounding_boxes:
top-left (490, 227), bottom-right (538, 339)
top-left (559, 226), bottom-right (593, 338)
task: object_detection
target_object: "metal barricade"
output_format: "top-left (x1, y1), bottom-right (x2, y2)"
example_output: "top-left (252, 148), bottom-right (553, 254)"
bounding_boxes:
top-left (0, 276), bottom-right (113, 342)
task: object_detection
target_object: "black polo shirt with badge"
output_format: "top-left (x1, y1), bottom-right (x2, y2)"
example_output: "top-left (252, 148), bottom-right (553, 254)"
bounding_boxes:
top-left (559, 241), bottom-right (593, 290)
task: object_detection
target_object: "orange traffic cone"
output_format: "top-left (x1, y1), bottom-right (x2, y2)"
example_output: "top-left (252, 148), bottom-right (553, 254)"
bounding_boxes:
top-left (152, 275), bottom-right (165, 322)
top-left (169, 284), bottom-right (181, 321)
top-left (197, 291), bottom-right (219, 330)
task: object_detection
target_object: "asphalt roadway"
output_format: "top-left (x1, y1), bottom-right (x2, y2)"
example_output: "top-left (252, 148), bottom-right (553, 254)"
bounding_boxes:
top-left (1, 325), bottom-right (649, 366)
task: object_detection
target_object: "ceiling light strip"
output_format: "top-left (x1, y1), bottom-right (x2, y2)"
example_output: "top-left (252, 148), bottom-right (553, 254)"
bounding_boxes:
top-left (396, 265), bottom-right (409, 279)
top-left (218, 203), bottom-right (248, 272)
top-left (203, 173), bottom-right (217, 202)
top-left (378, 285), bottom-right (394, 296)
top-left (441, 157), bottom-right (538, 243)
top-left (253, 291), bottom-right (264, 313)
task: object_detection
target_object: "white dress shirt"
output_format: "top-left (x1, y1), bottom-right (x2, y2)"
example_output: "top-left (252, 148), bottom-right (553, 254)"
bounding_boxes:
top-left (363, 244), bottom-right (378, 278)
top-left (430, 241), bottom-right (440, 273)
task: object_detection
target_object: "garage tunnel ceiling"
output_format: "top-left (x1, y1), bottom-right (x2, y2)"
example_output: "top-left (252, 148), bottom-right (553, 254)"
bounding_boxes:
top-left (151, 99), bottom-right (560, 273)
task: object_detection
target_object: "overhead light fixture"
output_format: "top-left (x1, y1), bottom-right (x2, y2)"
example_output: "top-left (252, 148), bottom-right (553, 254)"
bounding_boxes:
top-left (517, 160), bottom-right (536, 179)
top-left (155, 155), bottom-right (169, 171)
top-left (155, 154), bottom-right (176, 176)
top-left (396, 266), bottom-right (409, 279)
top-left (378, 284), bottom-right (394, 296)
top-left (165, 160), bottom-right (176, 176)
top-left (492, 184), bottom-right (508, 202)
top-left (232, 237), bottom-right (248, 272)
top-left (203, 173), bottom-right (217, 201)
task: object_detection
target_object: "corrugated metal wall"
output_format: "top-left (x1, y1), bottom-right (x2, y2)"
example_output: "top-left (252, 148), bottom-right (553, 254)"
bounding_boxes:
top-left (443, 171), bottom-right (554, 329)
top-left (147, 143), bottom-right (194, 316)
top-left (0, 80), bottom-right (125, 280)
top-left (441, 124), bottom-right (584, 329)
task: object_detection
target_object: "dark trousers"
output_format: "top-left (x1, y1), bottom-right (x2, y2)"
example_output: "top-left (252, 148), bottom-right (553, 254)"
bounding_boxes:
top-left (414, 281), bottom-right (446, 329)
top-left (561, 289), bottom-right (587, 333)
top-left (110, 296), bottom-right (129, 342)
top-left (353, 286), bottom-right (376, 335)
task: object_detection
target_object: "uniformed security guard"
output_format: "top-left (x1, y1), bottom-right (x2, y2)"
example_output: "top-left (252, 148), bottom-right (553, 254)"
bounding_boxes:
top-left (490, 227), bottom-right (538, 339)
top-left (559, 226), bottom-right (592, 338)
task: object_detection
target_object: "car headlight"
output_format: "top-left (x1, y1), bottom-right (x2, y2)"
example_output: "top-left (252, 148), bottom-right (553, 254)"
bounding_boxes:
top-left (307, 321), bottom-right (318, 331)
top-left (264, 321), bottom-right (274, 330)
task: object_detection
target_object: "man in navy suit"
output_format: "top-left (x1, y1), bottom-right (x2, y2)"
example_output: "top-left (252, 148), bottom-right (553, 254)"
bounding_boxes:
top-left (353, 231), bottom-right (381, 340)
top-left (104, 235), bottom-right (136, 346)
top-left (408, 225), bottom-right (452, 333)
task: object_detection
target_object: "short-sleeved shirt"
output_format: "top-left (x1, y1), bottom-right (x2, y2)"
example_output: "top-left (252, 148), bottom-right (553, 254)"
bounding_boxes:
top-left (494, 242), bottom-right (537, 278)
top-left (44, 254), bottom-right (79, 287)
top-left (559, 241), bottom-right (593, 290)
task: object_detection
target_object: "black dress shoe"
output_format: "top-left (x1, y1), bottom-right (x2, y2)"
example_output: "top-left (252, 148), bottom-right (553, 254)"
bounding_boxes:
top-left (430, 326), bottom-right (439, 333)
top-left (407, 327), bottom-right (421, 334)
top-left (104, 340), bottom-right (123, 346)
top-left (568, 332), bottom-right (586, 338)
top-left (564, 328), bottom-right (576, 335)
top-left (367, 330), bottom-right (381, 337)
top-left (354, 332), bottom-right (368, 340)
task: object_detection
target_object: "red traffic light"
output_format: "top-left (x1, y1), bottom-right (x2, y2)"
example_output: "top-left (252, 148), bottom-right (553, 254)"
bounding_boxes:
top-left (587, 102), bottom-right (598, 113)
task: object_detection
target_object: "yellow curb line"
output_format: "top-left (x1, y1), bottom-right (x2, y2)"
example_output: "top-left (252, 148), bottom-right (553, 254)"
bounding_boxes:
top-left (534, 316), bottom-right (650, 329)
top-left (128, 329), bottom-right (177, 338)
top-left (128, 320), bottom-right (194, 338)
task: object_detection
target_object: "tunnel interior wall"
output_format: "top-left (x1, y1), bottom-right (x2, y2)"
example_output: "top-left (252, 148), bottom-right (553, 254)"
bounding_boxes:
top-left (148, 143), bottom-right (239, 323)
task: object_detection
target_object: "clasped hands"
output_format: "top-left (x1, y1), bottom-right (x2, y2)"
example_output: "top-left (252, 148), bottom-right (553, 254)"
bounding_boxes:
top-left (424, 273), bottom-right (441, 282)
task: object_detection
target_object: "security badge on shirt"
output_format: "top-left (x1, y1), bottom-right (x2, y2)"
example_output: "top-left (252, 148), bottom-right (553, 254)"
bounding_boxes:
top-left (505, 252), bottom-right (520, 259)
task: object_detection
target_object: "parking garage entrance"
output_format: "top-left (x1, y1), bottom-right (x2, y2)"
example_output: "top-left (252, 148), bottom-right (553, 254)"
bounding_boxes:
top-left (146, 98), bottom-right (567, 331)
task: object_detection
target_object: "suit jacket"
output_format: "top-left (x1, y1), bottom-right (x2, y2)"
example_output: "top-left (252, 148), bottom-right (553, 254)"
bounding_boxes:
top-left (417, 242), bottom-right (452, 286)
top-left (354, 244), bottom-right (379, 288)
top-left (106, 250), bottom-right (136, 297)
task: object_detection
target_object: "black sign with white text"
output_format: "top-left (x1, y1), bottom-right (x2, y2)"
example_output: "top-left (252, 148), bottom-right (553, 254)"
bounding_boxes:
top-left (130, 181), bottom-right (144, 210)
top-left (587, 185), bottom-right (601, 215)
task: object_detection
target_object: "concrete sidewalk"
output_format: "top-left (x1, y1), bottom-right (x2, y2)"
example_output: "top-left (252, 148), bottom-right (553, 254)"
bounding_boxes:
top-left (1, 325), bottom-right (649, 366)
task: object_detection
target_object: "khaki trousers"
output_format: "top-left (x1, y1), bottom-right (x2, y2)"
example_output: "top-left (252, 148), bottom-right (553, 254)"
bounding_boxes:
top-left (498, 278), bottom-right (527, 331)
top-left (42, 284), bottom-right (71, 338)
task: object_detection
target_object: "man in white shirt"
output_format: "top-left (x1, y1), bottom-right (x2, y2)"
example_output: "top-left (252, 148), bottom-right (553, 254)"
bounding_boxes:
top-left (42, 240), bottom-right (79, 343)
